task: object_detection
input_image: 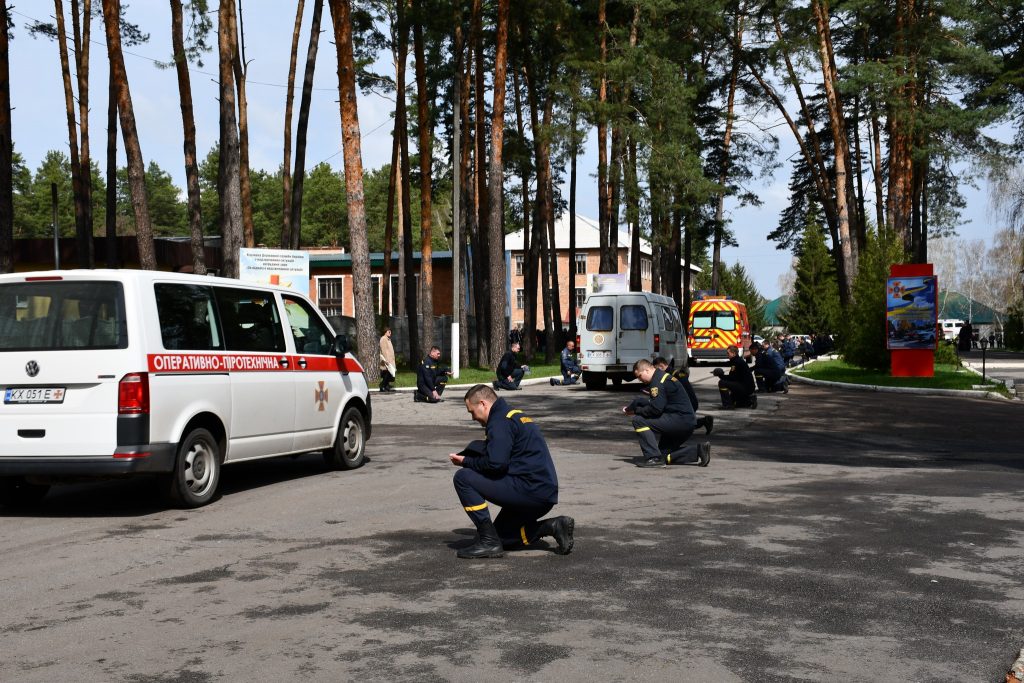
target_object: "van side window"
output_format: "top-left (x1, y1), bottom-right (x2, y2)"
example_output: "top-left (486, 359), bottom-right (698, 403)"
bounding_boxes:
top-left (660, 306), bottom-right (676, 331)
top-left (155, 284), bottom-right (222, 351)
top-left (282, 295), bottom-right (333, 355)
top-left (586, 306), bottom-right (613, 331)
top-left (214, 287), bottom-right (287, 353)
top-left (621, 305), bottom-right (649, 330)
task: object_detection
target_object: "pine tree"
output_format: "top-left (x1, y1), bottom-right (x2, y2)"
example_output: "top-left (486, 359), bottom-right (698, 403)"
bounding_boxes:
top-left (779, 216), bottom-right (840, 335)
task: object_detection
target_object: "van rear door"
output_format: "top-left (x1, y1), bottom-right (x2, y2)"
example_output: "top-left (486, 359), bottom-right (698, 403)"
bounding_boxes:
top-left (0, 279), bottom-right (131, 458)
top-left (617, 296), bottom-right (651, 361)
top-left (582, 301), bottom-right (615, 366)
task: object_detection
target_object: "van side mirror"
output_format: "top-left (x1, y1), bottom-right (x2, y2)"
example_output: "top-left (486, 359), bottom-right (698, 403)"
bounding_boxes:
top-left (332, 334), bottom-right (352, 357)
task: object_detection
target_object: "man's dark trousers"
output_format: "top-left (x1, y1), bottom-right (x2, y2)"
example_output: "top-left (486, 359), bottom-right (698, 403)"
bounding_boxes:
top-left (453, 468), bottom-right (553, 547)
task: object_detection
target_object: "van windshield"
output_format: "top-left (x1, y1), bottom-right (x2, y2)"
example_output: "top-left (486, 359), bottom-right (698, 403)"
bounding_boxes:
top-left (586, 306), bottom-right (613, 331)
top-left (0, 281), bottom-right (127, 351)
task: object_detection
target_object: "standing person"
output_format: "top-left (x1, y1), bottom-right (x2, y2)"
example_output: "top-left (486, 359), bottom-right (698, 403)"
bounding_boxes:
top-left (415, 346), bottom-right (451, 403)
top-left (624, 359), bottom-right (710, 468)
top-left (781, 334), bottom-right (796, 367)
top-left (378, 328), bottom-right (397, 393)
top-left (958, 320), bottom-right (973, 353)
top-left (654, 357), bottom-right (712, 434)
top-left (551, 339), bottom-right (582, 386)
top-left (494, 341), bottom-right (528, 390)
top-left (448, 384), bottom-right (575, 559)
top-left (713, 344), bottom-right (756, 409)
top-left (509, 325), bottom-right (522, 346)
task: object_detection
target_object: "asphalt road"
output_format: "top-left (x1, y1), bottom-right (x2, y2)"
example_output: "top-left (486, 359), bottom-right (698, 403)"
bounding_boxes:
top-left (2, 372), bottom-right (1022, 682)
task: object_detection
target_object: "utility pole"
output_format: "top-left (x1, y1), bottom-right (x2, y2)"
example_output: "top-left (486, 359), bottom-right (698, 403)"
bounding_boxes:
top-left (51, 183), bottom-right (60, 269)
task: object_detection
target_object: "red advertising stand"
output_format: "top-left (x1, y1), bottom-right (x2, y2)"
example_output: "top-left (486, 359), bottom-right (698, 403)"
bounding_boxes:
top-left (888, 263), bottom-right (936, 377)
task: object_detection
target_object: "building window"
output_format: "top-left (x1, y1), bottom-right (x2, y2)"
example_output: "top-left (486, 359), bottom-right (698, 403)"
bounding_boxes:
top-left (575, 252), bottom-right (587, 275)
top-left (515, 254), bottom-right (524, 276)
top-left (371, 275), bottom-right (381, 315)
top-left (641, 258), bottom-right (652, 280)
top-left (574, 287), bottom-right (586, 309)
top-left (316, 277), bottom-right (343, 317)
top-left (515, 288), bottom-right (525, 310)
top-left (388, 274), bottom-right (419, 314)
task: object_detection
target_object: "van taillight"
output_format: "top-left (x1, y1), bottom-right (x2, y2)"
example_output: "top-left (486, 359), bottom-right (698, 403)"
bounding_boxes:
top-left (654, 334), bottom-right (660, 352)
top-left (118, 373), bottom-right (149, 414)
top-left (575, 334), bottom-right (580, 349)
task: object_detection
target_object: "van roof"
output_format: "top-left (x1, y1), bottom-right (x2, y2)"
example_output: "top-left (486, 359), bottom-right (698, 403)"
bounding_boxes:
top-left (0, 269), bottom-right (296, 293)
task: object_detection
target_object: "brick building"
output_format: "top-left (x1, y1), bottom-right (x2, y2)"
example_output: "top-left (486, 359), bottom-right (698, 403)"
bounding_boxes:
top-left (504, 214), bottom-right (700, 329)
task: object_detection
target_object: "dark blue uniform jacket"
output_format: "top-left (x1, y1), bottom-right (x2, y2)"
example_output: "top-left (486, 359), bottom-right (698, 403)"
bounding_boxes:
top-left (417, 355), bottom-right (440, 395)
top-left (629, 368), bottom-right (695, 419)
top-left (460, 397), bottom-right (558, 504)
top-left (497, 350), bottom-right (519, 378)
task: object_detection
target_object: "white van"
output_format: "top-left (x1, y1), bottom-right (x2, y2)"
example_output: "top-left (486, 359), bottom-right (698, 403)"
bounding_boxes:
top-left (0, 270), bottom-right (371, 509)
top-left (939, 319), bottom-right (964, 342)
top-left (577, 291), bottom-right (687, 389)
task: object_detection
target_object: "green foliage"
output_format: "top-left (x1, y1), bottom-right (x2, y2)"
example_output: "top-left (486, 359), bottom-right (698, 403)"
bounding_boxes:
top-left (13, 151), bottom-right (106, 238)
top-left (779, 216), bottom-right (840, 334)
top-left (840, 230), bottom-right (905, 370)
top-left (934, 339), bottom-right (959, 365)
top-left (716, 261), bottom-right (767, 333)
top-left (117, 162), bottom-right (186, 236)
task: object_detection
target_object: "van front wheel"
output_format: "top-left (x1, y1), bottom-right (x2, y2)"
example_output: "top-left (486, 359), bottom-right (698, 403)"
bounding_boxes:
top-left (165, 428), bottom-right (221, 508)
top-left (324, 407), bottom-right (366, 470)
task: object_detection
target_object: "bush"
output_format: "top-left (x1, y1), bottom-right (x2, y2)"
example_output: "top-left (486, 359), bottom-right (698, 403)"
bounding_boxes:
top-left (840, 230), bottom-right (905, 370)
top-left (934, 340), bottom-right (959, 365)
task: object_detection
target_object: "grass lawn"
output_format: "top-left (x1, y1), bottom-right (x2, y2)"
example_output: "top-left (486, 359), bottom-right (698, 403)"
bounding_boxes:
top-left (793, 359), bottom-right (1008, 394)
top-left (389, 362), bottom-right (563, 388)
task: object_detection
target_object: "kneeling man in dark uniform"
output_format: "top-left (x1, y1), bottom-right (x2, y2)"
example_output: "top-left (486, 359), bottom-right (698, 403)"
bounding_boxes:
top-left (625, 359), bottom-right (710, 468)
top-left (449, 384), bottom-right (574, 559)
top-left (415, 346), bottom-right (450, 403)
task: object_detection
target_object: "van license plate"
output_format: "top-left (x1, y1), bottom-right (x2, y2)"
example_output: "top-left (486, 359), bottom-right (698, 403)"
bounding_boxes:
top-left (4, 387), bottom-right (66, 404)
top-left (588, 350), bottom-right (611, 359)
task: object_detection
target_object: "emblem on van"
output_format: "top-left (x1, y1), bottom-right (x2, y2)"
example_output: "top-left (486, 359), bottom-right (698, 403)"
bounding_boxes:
top-left (25, 361), bottom-right (39, 377)
top-left (315, 381), bottom-right (329, 411)
top-left (593, 334), bottom-right (605, 345)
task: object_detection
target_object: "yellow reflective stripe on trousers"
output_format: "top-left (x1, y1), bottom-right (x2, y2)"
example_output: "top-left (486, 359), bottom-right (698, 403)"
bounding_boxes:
top-left (506, 409), bottom-right (523, 418)
top-left (520, 526), bottom-right (529, 545)
top-left (464, 502), bottom-right (488, 512)
top-left (666, 454), bottom-right (672, 464)
top-left (635, 426), bottom-right (651, 432)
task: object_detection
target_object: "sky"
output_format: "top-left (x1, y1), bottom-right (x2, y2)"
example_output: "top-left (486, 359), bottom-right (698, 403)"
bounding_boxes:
top-left (7, 3), bottom-right (1012, 301)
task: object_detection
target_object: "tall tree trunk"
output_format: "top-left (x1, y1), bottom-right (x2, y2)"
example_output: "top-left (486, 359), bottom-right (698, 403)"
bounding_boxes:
top-left (458, 27), bottom-right (472, 367)
top-left (230, 0), bottom-right (254, 248)
top-left (567, 105), bottom-right (578, 342)
top-left (102, 0), bottom-right (155, 269)
top-left (105, 69), bottom-right (119, 267)
top-left (471, 0), bottom-right (489, 362)
top-left (539, 195), bottom-right (553, 361)
top-left (281, 0), bottom-right (305, 248)
top-left (290, 0), bottom-right (323, 250)
top-left (412, 0), bottom-right (434, 351)
top-left (486, 0), bottom-right (511, 368)
top-left (396, 0), bottom-right (418, 359)
top-left (628, 135), bottom-right (641, 291)
top-left (811, 0), bottom-right (857, 301)
top-left (170, 0), bottom-right (206, 274)
top-left (681, 205), bottom-right (692, 314)
top-left (55, 0), bottom-right (88, 267)
top-left (713, 8), bottom-right (743, 294)
top-left (887, 0), bottom-right (917, 255)
top-left (596, 0), bottom-right (613, 273)
top-left (216, 0), bottom-right (242, 277)
top-left (545, 154), bottom-right (559, 359)
top-left (512, 66), bottom-right (534, 358)
top-left (71, 0), bottom-right (94, 266)
top-left (328, 0), bottom-right (377, 381)
top-left (0, 1), bottom-right (12, 274)
top-left (608, 123), bottom-right (621, 273)
top-left (382, 123), bottom-right (399, 319)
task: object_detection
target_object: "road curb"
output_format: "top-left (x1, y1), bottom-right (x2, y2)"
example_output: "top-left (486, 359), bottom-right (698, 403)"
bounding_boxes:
top-left (788, 371), bottom-right (1013, 401)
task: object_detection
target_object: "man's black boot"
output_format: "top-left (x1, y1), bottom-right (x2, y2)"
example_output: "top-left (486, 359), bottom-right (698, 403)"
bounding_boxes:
top-left (535, 516), bottom-right (575, 555)
top-left (704, 414), bottom-right (714, 435)
top-left (457, 520), bottom-right (505, 559)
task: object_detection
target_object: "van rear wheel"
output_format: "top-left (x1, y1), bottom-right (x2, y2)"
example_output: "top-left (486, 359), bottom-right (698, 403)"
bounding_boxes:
top-left (164, 428), bottom-right (221, 508)
top-left (324, 407), bottom-right (366, 470)
top-left (0, 476), bottom-right (50, 509)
